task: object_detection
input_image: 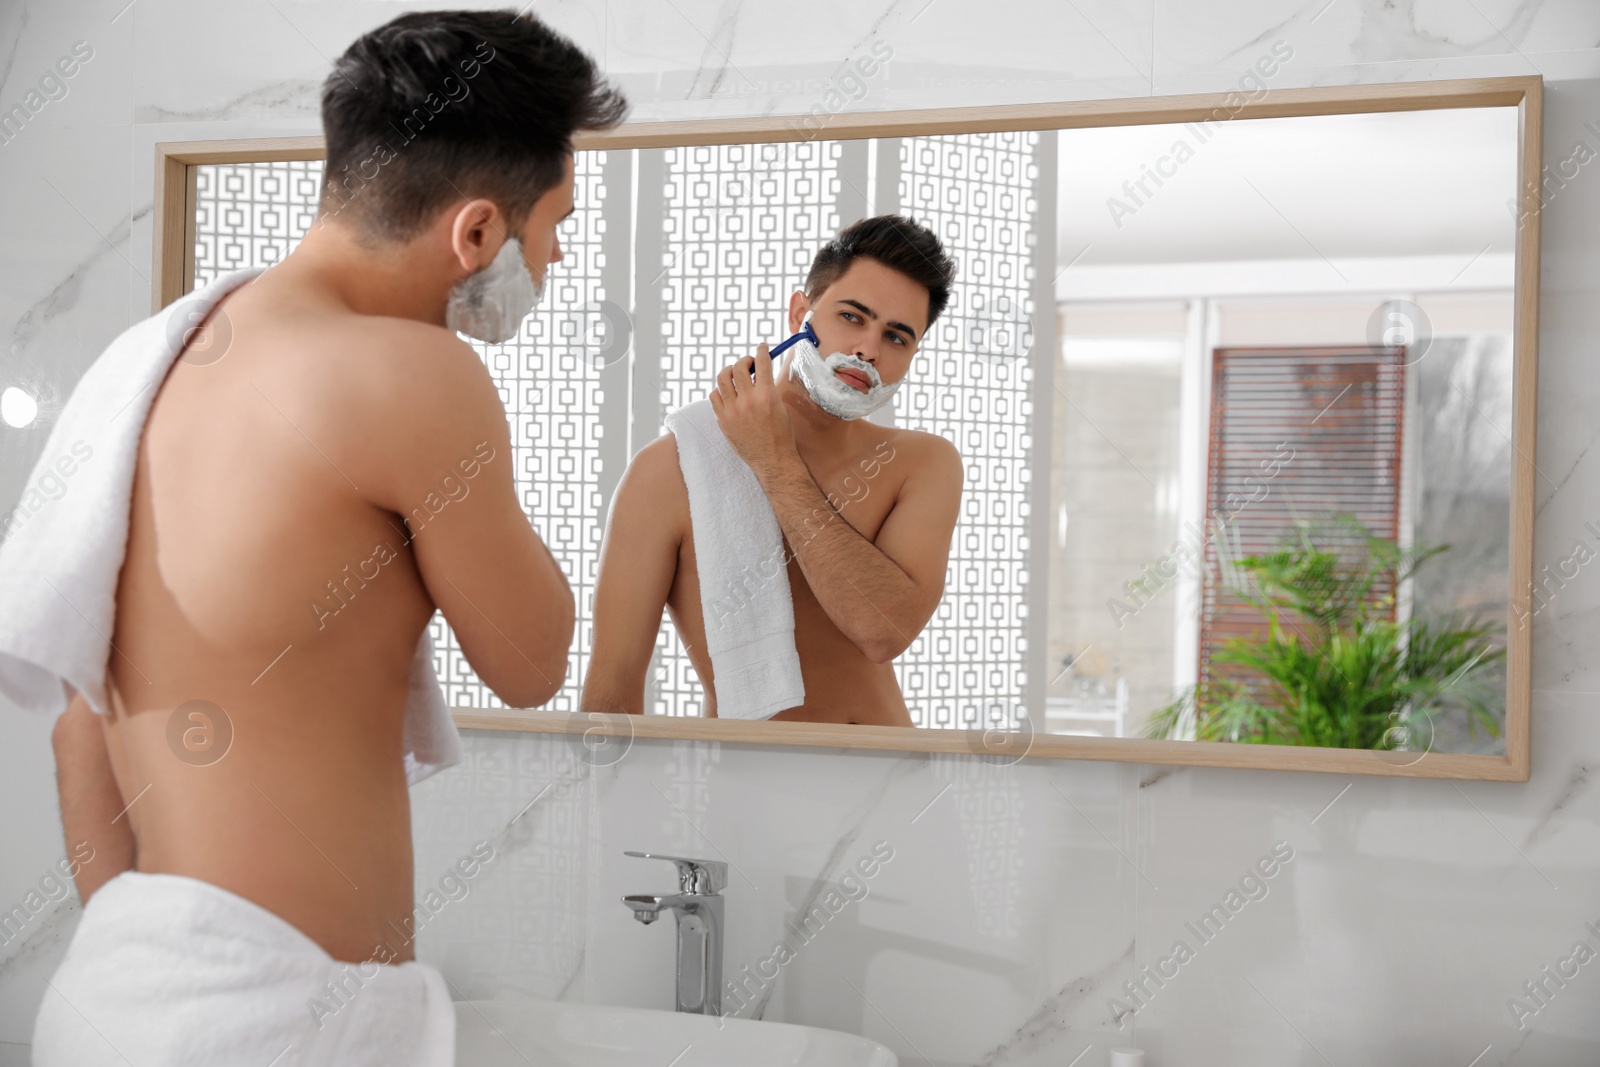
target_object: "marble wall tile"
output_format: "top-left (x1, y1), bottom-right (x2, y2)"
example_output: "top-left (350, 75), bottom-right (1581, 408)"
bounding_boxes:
top-left (410, 730), bottom-right (594, 1003)
top-left (0, 125), bottom-right (135, 509)
top-left (1128, 690), bottom-right (1600, 1066)
top-left (0, 703), bottom-right (69, 1052)
top-left (133, 0), bottom-right (362, 126)
top-left (1151, 0), bottom-right (1600, 77)
top-left (0, 0), bottom-right (132, 133)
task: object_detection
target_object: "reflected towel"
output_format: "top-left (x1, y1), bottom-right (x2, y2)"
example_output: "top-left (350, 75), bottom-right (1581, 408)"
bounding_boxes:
top-left (32, 870), bottom-right (456, 1067)
top-left (0, 267), bottom-right (462, 784)
top-left (665, 398), bottom-right (805, 720)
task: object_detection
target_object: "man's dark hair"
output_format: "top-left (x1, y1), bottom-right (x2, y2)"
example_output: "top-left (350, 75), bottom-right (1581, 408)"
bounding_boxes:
top-left (320, 9), bottom-right (627, 241)
top-left (804, 215), bottom-right (956, 330)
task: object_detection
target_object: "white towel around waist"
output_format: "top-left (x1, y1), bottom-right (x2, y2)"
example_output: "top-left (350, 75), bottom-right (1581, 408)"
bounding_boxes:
top-left (664, 398), bottom-right (804, 720)
top-left (32, 870), bottom-right (456, 1067)
top-left (0, 267), bottom-right (461, 785)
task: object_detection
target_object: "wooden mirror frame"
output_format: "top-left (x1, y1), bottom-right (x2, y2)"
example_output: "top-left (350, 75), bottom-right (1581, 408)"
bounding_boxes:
top-left (152, 75), bottom-right (1541, 780)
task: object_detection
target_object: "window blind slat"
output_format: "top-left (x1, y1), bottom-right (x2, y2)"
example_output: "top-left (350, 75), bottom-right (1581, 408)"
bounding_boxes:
top-left (1198, 346), bottom-right (1407, 706)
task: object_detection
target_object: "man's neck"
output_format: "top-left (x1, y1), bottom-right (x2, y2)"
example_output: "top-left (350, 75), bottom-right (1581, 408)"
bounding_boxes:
top-left (279, 217), bottom-right (454, 327)
top-left (778, 376), bottom-right (878, 460)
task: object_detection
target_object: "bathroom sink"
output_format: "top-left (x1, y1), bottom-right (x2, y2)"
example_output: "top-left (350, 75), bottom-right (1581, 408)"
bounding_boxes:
top-left (455, 998), bottom-right (897, 1066)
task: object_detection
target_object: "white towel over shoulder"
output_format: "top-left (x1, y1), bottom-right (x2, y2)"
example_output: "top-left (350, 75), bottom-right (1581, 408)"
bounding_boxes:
top-left (665, 398), bottom-right (804, 720)
top-left (0, 267), bottom-right (461, 784)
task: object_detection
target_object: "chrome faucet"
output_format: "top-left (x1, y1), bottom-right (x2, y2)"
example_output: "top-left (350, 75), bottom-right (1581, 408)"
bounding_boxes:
top-left (622, 851), bottom-right (726, 1015)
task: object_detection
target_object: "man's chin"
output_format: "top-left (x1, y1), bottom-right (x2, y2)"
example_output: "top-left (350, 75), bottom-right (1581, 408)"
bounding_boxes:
top-left (788, 388), bottom-right (850, 422)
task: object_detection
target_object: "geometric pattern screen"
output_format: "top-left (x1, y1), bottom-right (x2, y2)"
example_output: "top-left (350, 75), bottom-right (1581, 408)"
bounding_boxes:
top-left (191, 139), bottom-right (1040, 728)
top-left (894, 132), bottom-right (1039, 730)
top-left (193, 161), bottom-right (322, 288)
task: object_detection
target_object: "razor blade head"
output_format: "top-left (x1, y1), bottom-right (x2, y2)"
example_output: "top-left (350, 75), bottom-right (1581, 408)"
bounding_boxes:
top-left (768, 310), bottom-right (820, 360)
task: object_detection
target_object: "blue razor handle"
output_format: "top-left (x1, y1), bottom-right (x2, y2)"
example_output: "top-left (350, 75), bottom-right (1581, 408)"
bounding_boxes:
top-left (749, 315), bottom-right (817, 379)
top-left (768, 319), bottom-right (818, 358)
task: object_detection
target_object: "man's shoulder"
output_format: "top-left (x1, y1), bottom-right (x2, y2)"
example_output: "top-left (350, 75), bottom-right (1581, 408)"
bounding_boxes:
top-left (624, 433), bottom-right (690, 502)
top-left (294, 314), bottom-right (503, 511)
top-left (310, 315), bottom-right (503, 450)
top-left (219, 276), bottom-right (490, 417)
top-left (337, 315), bottom-right (486, 394)
top-left (634, 429), bottom-right (679, 465)
top-left (877, 426), bottom-right (962, 475)
top-left (606, 433), bottom-right (689, 555)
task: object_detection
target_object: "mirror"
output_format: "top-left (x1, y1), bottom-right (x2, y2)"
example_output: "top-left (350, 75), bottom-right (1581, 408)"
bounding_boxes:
top-left (1047, 106), bottom-right (1518, 754)
top-left (166, 76), bottom-right (1538, 776)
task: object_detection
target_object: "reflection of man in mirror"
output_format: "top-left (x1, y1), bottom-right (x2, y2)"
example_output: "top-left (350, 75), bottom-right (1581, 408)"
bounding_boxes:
top-left (585, 216), bottom-right (963, 726)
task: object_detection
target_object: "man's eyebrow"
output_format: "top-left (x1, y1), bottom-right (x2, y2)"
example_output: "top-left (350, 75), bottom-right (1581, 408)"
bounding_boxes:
top-left (561, 205), bottom-right (577, 221)
top-left (837, 298), bottom-right (919, 342)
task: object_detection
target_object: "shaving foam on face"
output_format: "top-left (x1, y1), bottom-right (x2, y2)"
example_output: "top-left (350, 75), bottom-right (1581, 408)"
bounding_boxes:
top-left (445, 236), bottom-right (545, 344)
top-left (780, 310), bottom-right (903, 420)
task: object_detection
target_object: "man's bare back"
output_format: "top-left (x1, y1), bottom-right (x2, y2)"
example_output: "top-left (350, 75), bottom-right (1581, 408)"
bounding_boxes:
top-left (107, 274), bottom-right (438, 963)
top-left (99, 191), bottom-right (576, 964)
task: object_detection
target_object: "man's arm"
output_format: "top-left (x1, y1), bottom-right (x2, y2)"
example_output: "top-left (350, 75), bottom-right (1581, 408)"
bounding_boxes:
top-left (710, 352), bottom-right (963, 664)
top-left (582, 436), bottom-right (685, 713)
top-left (355, 327), bottom-right (574, 708)
top-left (51, 690), bottom-right (134, 903)
top-left (756, 435), bottom-right (960, 663)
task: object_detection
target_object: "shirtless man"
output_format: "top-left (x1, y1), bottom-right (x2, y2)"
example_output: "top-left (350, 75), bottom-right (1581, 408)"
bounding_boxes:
top-left (582, 216), bottom-right (963, 727)
top-left (34, 11), bottom-right (623, 1062)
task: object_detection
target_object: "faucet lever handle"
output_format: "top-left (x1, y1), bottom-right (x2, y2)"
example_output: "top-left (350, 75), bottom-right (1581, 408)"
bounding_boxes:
top-left (624, 851), bottom-right (728, 895)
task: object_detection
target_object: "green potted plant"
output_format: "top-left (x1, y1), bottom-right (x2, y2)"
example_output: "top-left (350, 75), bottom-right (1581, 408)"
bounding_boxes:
top-left (1144, 515), bottom-right (1505, 749)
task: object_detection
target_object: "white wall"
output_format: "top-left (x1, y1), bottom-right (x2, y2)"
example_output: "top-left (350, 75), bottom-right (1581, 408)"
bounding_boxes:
top-left (4, 3), bottom-right (1600, 1065)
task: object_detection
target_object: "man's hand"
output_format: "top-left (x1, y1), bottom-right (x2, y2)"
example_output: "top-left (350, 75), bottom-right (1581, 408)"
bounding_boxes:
top-left (709, 345), bottom-right (799, 479)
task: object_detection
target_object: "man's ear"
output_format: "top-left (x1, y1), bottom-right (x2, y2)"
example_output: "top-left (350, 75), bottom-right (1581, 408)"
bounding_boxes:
top-left (787, 290), bottom-right (810, 334)
top-left (447, 198), bottom-right (505, 273)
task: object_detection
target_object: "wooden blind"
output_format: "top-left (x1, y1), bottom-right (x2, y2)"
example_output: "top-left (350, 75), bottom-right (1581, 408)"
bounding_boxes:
top-left (1199, 346), bottom-right (1407, 698)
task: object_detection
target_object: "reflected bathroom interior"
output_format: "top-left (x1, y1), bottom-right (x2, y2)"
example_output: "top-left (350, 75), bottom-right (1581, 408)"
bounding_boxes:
top-left (1046, 108), bottom-right (1515, 752)
top-left (185, 107), bottom-right (1519, 754)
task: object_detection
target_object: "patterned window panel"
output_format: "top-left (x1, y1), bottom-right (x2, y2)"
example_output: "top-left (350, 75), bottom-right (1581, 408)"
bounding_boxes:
top-left (192, 161), bottom-right (322, 288)
top-left (894, 132), bottom-right (1039, 730)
